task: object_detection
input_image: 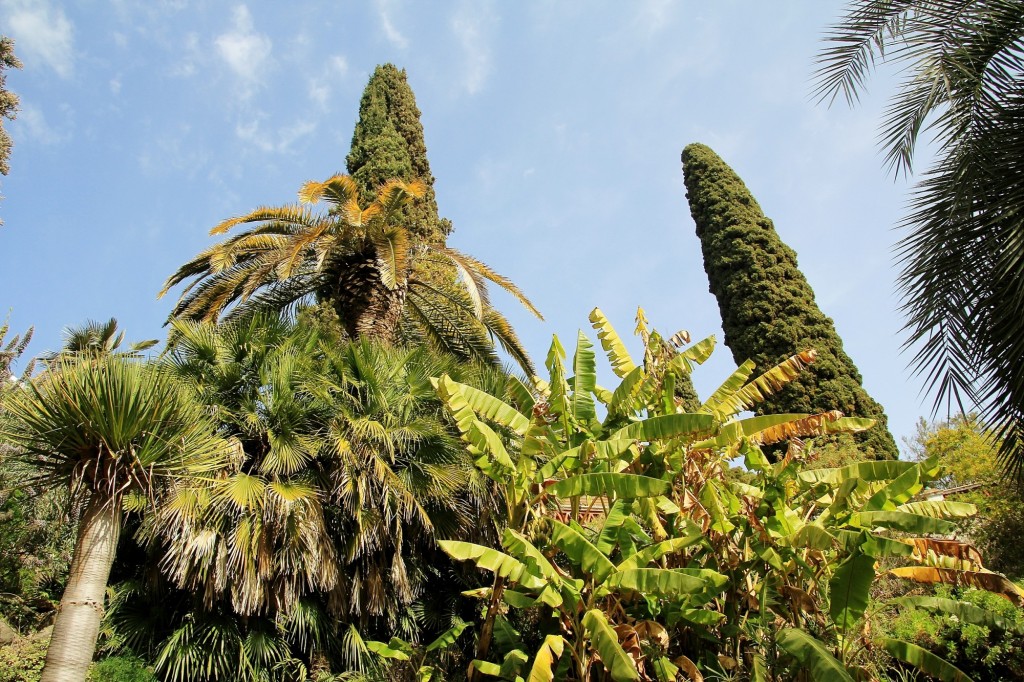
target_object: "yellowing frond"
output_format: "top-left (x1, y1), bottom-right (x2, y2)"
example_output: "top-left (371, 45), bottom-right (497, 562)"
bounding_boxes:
top-left (589, 307), bottom-right (637, 378)
top-left (748, 410), bottom-right (843, 446)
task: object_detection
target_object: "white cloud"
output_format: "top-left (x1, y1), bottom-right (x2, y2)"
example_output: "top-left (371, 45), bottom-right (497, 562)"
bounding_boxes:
top-left (374, 0), bottom-right (407, 49)
top-left (307, 54), bottom-right (348, 109)
top-left (451, 1), bottom-right (496, 95)
top-left (2, 0), bottom-right (74, 78)
top-left (235, 116), bottom-right (316, 154)
top-left (169, 32), bottom-right (201, 77)
top-left (14, 101), bottom-right (68, 145)
top-left (634, 0), bottom-right (675, 36)
top-left (214, 5), bottom-right (272, 95)
top-left (109, 78), bottom-right (121, 95)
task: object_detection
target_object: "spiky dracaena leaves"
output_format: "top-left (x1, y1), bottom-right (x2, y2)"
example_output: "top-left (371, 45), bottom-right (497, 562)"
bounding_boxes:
top-left (681, 143), bottom-right (898, 459)
top-left (347, 63), bottom-right (452, 244)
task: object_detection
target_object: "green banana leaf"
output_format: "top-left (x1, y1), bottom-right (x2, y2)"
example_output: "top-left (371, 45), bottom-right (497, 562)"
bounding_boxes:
top-left (700, 359), bottom-right (756, 419)
top-left (365, 637), bottom-right (412, 661)
top-left (595, 500), bottom-right (630, 554)
top-left (777, 628), bottom-right (854, 682)
top-left (546, 472), bottom-right (669, 500)
top-left (550, 520), bottom-right (616, 583)
top-left (896, 500), bottom-right (977, 519)
top-left (424, 621), bottom-right (473, 652)
top-left (569, 331), bottom-right (597, 423)
top-left (616, 534), bottom-right (705, 572)
top-left (470, 660), bottom-right (503, 677)
top-left (787, 523), bottom-right (836, 550)
top-left (438, 376), bottom-right (529, 435)
top-left (677, 334), bottom-right (716, 366)
top-left (610, 413), bottom-right (716, 443)
top-left (603, 568), bottom-right (719, 597)
top-left (608, 365), bottom-right (653, 417)
top-left (878, 638), bottom-right (974, 682)
top-left (582, 610), bottom-right (640, 681)
top-left (650, 657), bottom-right (679, 682)
top-left (799, 460), bottom-right (917, 485)
top-left (834, 530), bottom-right (914, 557)
top-left (850, 510), bottom-right (955, 535)
top-left (438, 540), bottom-right (547, 591)
top-left (829, 551), bottom-right (875, 631)
top-left (863, 458), bottom-right (935, 511)
top-left (503, 529), bottom-right (560, 582)
top-left (466, 420), bottom-right (516, 470)
top-left (506, 376), bottom-right (536, 415)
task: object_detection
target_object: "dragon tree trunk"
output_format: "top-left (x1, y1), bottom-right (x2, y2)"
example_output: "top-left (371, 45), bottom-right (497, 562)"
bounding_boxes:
top-left (40, 493), bottom-right (121, 682)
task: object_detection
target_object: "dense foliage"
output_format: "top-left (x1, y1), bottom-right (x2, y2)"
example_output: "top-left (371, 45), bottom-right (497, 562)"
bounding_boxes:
top-left (90, 316), bottom-right (512, 680)
top-left (346, 63), bottom-right (452, 245)
top-left (396, 308), bottom-right (1013, 681)
top-left (681, 143), bottom-right (899, 460)
top-left (816, 0), bottom-right (1024, 475)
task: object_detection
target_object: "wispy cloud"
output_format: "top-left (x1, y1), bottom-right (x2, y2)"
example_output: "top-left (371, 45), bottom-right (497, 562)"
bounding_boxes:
top-left (169, 32), bottom-right (201, 77)
top-left (214, 5), bottom-right (272, 96)
top-left (451, 1), bottom-right (497, 95)
top-left (14, 101), bottom-right (70, 145)
top-left (374, 0), bottom-right (407, 49)
top-left (633, 0), bottom-right (675, 37)
top-left (308, 55), bottom-right (348, 109)
top-left (235, 116), bottom-right (316, 154)
top-left (2, 0), bottom-right (74, 78)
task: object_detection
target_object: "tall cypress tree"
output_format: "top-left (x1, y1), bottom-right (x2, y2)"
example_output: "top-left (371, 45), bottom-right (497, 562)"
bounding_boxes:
top-left (346, 64), bottom-right (452, 245)
top-left (681, 143), bottom-right (899, 460)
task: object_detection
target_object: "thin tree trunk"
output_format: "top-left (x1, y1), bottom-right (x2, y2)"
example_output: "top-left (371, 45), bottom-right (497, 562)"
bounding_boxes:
top-left (40, 493), bottom-right (121, 682)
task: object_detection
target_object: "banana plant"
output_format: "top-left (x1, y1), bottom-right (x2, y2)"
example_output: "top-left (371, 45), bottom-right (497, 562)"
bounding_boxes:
top-left (432, 307), bottom-right (1013, 681)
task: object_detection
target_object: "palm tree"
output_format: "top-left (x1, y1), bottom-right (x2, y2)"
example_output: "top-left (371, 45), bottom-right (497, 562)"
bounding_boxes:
top-left (43, 317), bottom-right (157, 362)
top-left (131, 315), bottom-right (506, 678)
top-left (160, 176), bottom-right (542, 373)
top-left (814, 1), bottom-right (1024, 473)
top-left (0, 357), bottom-right (228, 681)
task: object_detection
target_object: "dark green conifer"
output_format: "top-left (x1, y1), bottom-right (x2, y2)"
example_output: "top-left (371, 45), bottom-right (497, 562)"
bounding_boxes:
top-left (681, 143), bottom-right (899, 459)
top-left (347, 64), bottom-right (452, 245)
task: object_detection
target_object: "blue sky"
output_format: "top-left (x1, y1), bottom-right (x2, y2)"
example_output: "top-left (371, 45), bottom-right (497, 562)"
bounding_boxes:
top-left (1, 1), bottom-right (927, 451)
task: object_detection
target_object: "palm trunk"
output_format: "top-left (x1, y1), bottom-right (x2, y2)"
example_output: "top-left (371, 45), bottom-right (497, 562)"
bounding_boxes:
top-left (327, 250), bottom-right (407, 344)
top-left (40, 493), bottom-right (121, 682)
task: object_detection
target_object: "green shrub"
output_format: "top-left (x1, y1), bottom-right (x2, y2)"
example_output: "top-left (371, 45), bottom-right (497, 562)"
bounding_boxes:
top-left (0, 635), bottom-right (48, 682)
top-left (87, 655), bottom-right (157, 682)
top-left (885, 586), bottom-right (1024, 681)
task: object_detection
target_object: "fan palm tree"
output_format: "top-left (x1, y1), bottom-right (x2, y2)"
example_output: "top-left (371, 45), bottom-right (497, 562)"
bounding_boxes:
top-left (159, 176), bottom-right (542, 373)
top-left (133, 315), bottom-right (506, 679)
top-left (43, 317), bottom-right (157, 363)
top-left (815, 1), bottom-right (1024, 474)
top-left (0, 357), bottom-right (229, 681)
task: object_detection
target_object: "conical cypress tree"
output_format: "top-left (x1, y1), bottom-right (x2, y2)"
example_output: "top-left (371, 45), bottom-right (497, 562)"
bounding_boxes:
top-left (347, 64), bottom-right (452, 245)
top-left (681, 143), bottom-right (899, 460)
